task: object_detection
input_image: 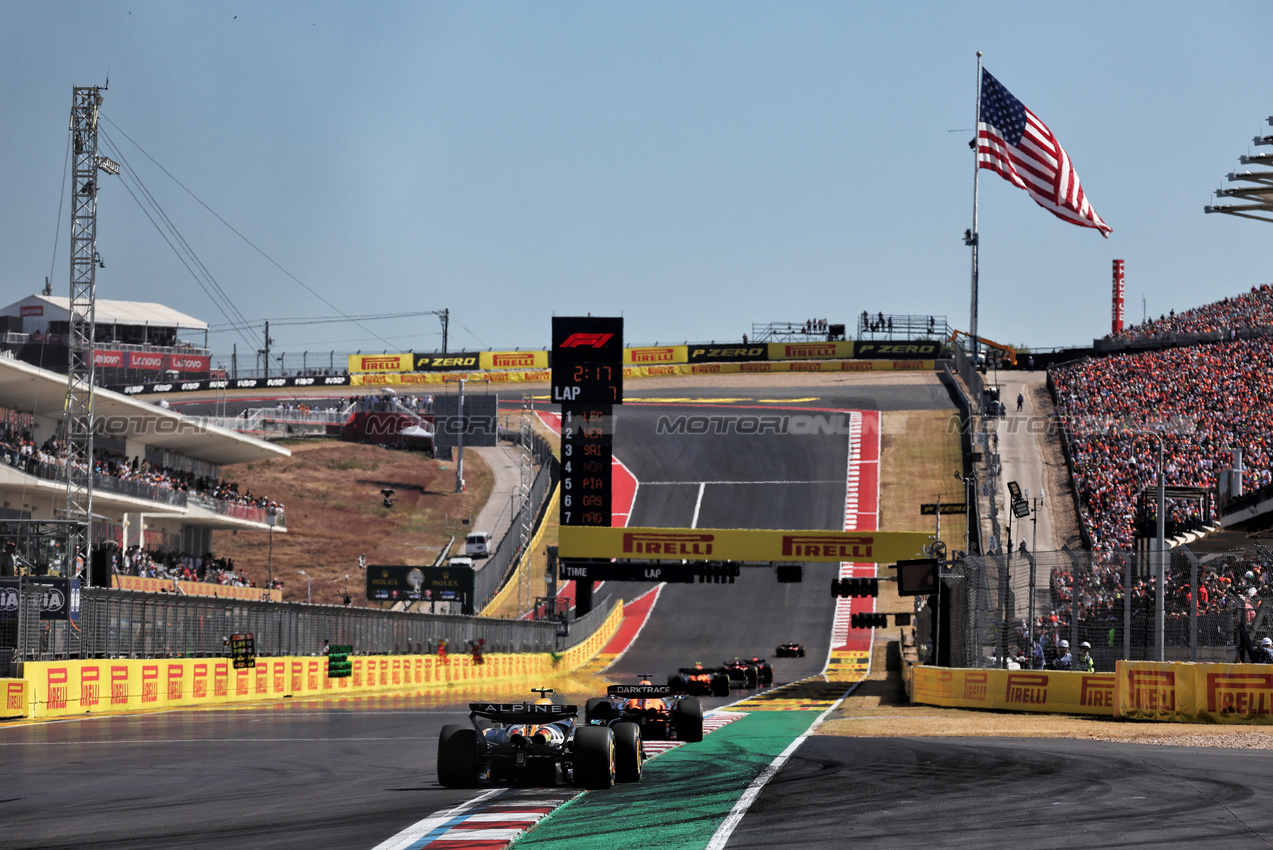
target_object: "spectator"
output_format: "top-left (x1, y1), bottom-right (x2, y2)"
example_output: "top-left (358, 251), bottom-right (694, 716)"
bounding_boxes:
top-left (1052, 639), bottom-right (1072, 670)
top-left (1075, 641), bottom-right (1095, 672)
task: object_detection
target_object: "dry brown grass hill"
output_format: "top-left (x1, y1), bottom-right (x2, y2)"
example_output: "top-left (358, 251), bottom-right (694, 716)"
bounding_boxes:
top-left (211, 440), bottom-right (493, 605)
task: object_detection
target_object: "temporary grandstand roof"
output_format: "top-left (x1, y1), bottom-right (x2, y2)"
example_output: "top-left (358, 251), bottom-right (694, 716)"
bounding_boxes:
top-left (0, 295), bottom-right (208, 330)
top-left (0, 354), bottom-right (286, 465)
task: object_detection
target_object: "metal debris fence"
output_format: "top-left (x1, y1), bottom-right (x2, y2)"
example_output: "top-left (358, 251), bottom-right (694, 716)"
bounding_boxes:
top-left (0, 584), bottom-right (616, 676)
top-left (916, 546), bottom-right (1273, 671)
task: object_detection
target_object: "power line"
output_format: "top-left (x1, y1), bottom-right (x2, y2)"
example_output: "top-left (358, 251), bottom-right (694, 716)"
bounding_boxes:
top-left (207, 310), bottom-right (446, 331)
top-left (99, 114), bottom-right (398, 349)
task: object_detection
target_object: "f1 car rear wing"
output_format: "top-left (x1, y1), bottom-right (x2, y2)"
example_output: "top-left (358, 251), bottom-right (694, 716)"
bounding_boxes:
top-left (678, 667), bottom-right (718, 675)
top-left (607, 685), bottom-right (674, 697)
top-left (468, 702), bottom-right (578, 723)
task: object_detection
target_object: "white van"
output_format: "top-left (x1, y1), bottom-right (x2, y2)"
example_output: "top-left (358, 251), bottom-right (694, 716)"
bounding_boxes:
top-left (464, 531), bottom-right (492, 558)
top-left (448, 556), bottom-right (474, 569)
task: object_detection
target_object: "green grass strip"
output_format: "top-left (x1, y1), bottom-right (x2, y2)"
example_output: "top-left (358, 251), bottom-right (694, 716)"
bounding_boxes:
top-left (514, 711), bottom-right (819, 849)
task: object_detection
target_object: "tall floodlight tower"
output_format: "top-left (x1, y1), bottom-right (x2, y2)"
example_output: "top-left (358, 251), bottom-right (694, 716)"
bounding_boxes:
top-left (65, 85), bottom-right (117, 582)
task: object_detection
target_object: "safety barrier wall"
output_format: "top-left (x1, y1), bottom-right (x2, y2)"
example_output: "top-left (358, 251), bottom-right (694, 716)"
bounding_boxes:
top-left (1, 678), bottom-right (27, 719)
top-left (910, 661), bottom-right (1273, 724)
top-left (909, 665), bottom-right (1117, 716)
top-left (1115, 661), bottom-right (1273, 724)
top-left (10, 600), bottom-right (623, 720)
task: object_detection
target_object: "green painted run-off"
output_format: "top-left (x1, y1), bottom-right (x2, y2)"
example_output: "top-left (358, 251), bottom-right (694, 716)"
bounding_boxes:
top-left (514, 711), bottom-right (819, 849)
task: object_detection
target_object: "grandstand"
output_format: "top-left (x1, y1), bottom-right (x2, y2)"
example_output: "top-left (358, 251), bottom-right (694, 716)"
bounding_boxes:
top-left (986, 283), bottom-right (1273, 665)
top-left (0, 294), bottom-right (215, 384)
top-left (0, 353), bottom-right (288, 579)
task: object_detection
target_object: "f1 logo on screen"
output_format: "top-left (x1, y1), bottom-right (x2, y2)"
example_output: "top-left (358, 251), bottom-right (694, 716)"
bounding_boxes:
top-left (559, 332), bottom-right (614, 348)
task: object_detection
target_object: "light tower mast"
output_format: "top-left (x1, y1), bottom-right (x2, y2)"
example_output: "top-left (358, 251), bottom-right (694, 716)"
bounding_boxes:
top-left (65, 84), bottom-right (117, 582)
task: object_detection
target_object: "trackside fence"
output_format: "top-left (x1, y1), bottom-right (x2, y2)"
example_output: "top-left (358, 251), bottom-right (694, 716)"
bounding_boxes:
top-left (919, 546), bottom-right (1273, 672)
top-left (471, 432), bottom-right (557, 611)
top-left (1, 585), bottom-right (620, 674)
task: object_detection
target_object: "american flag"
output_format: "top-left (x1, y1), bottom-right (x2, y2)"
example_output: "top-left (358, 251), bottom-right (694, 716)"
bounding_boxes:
top-left (977, 69), bottom-right (1111, 237)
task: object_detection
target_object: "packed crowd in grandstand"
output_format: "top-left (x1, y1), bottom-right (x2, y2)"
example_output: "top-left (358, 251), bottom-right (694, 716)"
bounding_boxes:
top-left (1034, 285), bottom-right (1273, 653)
top-left (1051, 336), bottom-right (1273, 552)
top-left (111, 544), bottom-right (280, 590)
top-left (0, 424), bottom-right (284, 516)
top-left (1104, 283), bottom-right (1273, 343)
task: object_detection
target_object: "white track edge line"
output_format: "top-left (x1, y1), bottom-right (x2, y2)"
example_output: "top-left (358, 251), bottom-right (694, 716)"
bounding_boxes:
top-left (704, 681), bottom-right (862, 850)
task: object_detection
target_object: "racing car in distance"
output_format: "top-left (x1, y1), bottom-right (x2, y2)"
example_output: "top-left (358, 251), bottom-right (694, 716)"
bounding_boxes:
top-left (775, 642), bottom-right (806, 658)
top-left (586, 679), bottom-right (704, 743)
top-left (722, 657), bottom-right (774, 688)
top-left (668, 664), bottom-right (730, 697)
top-left (437, 688), bottom-right (641, 789)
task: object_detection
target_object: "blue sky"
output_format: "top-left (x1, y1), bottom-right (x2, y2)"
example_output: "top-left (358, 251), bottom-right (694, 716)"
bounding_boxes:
top-left (2, 2), bottom-right (1270, 368)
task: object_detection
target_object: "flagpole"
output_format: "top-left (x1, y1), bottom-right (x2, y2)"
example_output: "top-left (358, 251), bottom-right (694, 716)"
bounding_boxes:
top-left (966, 51), bottom-right (983, 364)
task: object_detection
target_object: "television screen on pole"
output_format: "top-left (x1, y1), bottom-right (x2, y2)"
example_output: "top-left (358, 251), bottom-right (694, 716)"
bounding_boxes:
top-left (893, 558), bottom-right (939, 596)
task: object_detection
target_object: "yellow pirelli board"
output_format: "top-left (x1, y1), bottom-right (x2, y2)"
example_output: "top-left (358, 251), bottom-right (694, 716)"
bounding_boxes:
top-left (1116, 661), bottom-right (1273, 724)
top-left (558, 526), bottom-right (934, 564)
top-left (910, 666), bottom-right (1116, 716)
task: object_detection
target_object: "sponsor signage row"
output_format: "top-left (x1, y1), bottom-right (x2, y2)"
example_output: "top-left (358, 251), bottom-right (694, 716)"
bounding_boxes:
top-left (912, 661), bottom-right (1273, 725)
top-left (109, 357), bottom-right (935, 395)
top-left (348, 351), bottom-right (546, 374)
top-left (911, 666), bottom-right (1117, 715)
top-left (558, 526), bottom-right (933, 565)
top-left (14, 605), bottom-right (625, 719)
top-left (1117, 661), bottom-right (1273, 724)
top-left (93, 350), bottom-right (211, 372)
top-left (346, 341), bottom-right (943, 375)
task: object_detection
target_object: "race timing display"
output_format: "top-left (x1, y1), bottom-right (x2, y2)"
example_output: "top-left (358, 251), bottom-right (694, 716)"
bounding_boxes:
top-left (553, 316), bottom-right (623, 531)
top-left (551, 316), bottom-right (624, 405)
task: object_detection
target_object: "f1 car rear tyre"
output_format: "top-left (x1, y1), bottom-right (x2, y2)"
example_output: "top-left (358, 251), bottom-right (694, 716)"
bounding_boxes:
top-left (612, 721), bottom-right (642, 782)
top-left (437, 724), bottom-right (480, 788)
top-left (585, 697), bottom-right (614, 724)
top-left (573, 725), bottom-right (616, 790)
top-left (711, 674), bottom-right (729, 697)
top-left (674, 697), bottom-right (703, 743)
top-left (758, 664), bottom-right (773, 686)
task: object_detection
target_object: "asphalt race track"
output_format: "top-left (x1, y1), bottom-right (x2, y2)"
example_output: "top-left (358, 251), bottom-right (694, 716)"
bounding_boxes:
top-left (9, 380), bottom-right (1273, 848)
top-left (727, 736), bottom-right (1273, 849)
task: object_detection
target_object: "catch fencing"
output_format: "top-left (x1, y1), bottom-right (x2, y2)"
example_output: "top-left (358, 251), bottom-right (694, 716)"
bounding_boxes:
top-left (918, 546), bottom-right (1273, 671)
top-left (470, 432), bottom-right (557, 611)
top-left (1, 582), bottom-right (617, 676)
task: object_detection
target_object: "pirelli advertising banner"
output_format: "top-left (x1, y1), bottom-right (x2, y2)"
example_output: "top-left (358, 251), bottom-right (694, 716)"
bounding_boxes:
top-left (481, 350), bottom-right (549, 371)
top-left (767, 341), bottom-right (856, 361)
top-left (19, 650), bottom-right (611, 719)
top-left (1116, 661), bottom-right (1273, 724)
top-left (558, 526), bottom-right (933, 565)
top-left (624, 345), bottom-right (689, 367)
top-left (910, 666), bottom-right (1116, 716)
top-left (348, 353), bottom-right (414, 374)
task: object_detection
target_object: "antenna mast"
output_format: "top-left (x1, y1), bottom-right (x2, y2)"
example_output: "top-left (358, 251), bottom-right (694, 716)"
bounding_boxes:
top-left (65, 84), bottom-right (116, 582)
